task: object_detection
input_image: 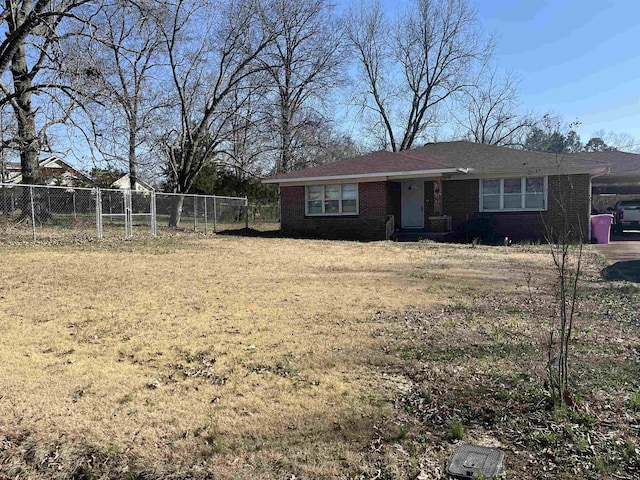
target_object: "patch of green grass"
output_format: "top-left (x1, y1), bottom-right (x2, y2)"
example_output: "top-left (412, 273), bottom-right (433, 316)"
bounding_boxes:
top-left (419, 388), bottom-right (432, 402)
top-left (628, 393), bottom-right (640, 411)
top-left (504, 305), bottom-right (524, 315)
top-left (622, 438), bottom-right (637, 462)
top-left (593, 455), bottom-right (616, 475)
top-left (447, 417), bottom-right (464, 441)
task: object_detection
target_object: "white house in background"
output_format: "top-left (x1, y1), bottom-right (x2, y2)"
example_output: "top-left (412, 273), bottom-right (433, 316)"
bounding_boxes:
top-left (3, 156), bottom-right (92, 186)
top-left (111, 173), bottom-right (155, 192)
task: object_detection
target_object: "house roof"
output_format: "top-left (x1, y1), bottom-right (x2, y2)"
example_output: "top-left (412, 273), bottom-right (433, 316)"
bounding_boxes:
top-left (570, 151), bottom-right (640, 176)
top-left (263, 141), bottom-right (610, 184)
top-left (111, 173), bottom-right (155, 191)
top-left (3, 156), bottom-right (92, 185)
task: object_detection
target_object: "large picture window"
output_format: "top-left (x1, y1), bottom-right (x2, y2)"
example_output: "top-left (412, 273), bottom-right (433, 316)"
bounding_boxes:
top-left (306, 183), bottom-right (358, 215)
top-left (481, 177), bottom-right (546, 211)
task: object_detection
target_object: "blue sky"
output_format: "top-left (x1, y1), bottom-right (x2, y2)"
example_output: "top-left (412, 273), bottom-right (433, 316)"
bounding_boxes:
top-left (370, 0), bottom-right (640, 145)
top-left (478, 0), bottom-right (640, 143)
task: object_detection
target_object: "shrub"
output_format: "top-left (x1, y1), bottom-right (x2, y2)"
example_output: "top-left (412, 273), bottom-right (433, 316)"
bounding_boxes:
top-left (464, 214), bottom-right (495, 243)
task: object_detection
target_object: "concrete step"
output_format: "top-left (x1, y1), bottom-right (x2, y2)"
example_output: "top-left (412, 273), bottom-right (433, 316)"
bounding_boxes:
top-left (391, 229), bottom-right (456, 242)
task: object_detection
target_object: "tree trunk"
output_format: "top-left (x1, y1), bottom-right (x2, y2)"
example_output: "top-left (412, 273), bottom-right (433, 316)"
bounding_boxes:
top-left (129, 119), bottom-right (137, 190)
top-left (11, 27), bottom-right (39, 185)
top-left (279, 109), bottom-right (292, 174)
top-left (169, 194), bottom-right (184, 227)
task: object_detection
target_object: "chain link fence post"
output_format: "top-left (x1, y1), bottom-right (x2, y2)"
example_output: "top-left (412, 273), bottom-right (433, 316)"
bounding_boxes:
top-left (213, 196), bottom-right (217, 233)
top-left (203, 196), bottom-right (208, 234)
top-left (194, 196), bottom-right (198, 232)
top-left (151, 190), bottom-right (157, 237)
top-left (95, 188), bottom-right (103, 239)
top-left (244, 196), bottom-right (249, 229)
top-left (124, 189), bottom-right (132, 237)
top-left (29, 185), bottom-right (36, 241)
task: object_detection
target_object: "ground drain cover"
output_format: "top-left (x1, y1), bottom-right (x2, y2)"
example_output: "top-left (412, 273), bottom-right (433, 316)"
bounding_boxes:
top-left (446, 443), bottom-right (504, 479)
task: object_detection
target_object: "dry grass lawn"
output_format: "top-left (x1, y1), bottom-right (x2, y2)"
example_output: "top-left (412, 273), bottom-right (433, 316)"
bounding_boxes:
top-left (0, 234), bottom-right (638, 479)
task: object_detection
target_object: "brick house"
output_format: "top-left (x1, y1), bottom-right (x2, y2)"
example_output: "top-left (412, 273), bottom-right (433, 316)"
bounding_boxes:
top-left (263, 141), bottom-right (610, 242)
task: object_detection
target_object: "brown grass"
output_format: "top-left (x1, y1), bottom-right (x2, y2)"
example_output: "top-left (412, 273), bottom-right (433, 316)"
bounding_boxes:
top-left (0, 235), bottom-right (637, 479)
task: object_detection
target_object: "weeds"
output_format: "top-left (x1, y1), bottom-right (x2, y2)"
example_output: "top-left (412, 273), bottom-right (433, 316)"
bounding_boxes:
top-left (447, 418), bottom-right (464, 441)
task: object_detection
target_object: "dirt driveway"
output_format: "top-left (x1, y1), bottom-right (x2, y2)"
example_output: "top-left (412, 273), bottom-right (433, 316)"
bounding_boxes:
top-left (596, 230), bottom-right (640, 281)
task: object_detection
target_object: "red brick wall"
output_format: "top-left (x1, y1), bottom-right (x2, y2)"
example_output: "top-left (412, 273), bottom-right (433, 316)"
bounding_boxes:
top-left (442, 174), bottom-right (591, 242)
top-left (442, 178), bottom-right (479, 224)
top-left (280, 181), bottom-right (392, 241)
top-left (424, 181), bottom-right (435, 218)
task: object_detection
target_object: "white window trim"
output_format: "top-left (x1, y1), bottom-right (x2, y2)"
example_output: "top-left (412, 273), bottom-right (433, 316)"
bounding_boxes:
top-left (305, 183), bottom-right (359, 216)
top-left (479, 177), bottom-right (548, 212)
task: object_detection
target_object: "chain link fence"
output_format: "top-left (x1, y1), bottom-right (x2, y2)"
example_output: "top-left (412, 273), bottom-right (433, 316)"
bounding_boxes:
top-left (0, 183), bottom-right (265, 242)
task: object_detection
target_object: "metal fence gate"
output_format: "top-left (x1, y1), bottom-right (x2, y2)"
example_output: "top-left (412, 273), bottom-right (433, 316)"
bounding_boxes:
top-left (97, 189), bottom-right (156, 238)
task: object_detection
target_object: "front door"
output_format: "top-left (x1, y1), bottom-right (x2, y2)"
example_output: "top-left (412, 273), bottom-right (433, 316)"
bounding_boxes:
top-left (401, 181), bottom-right (424, 228)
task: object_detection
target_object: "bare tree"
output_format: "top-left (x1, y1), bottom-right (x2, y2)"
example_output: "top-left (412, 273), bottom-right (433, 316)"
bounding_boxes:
top-left (1, 0), bottom-right (95, 184)
top-left (156, 0), bottom-right (279, 227)
top-left (543, 164), bottom-right (586, 408)
top-left (346, 0), bottom-right (491, 152)
top-left (0, 0), bottom-right (59, 78)
top-left (287, 114), bottom-right (361, 169)
top-left (70, 0), bottom-right (165, 189)
top-left (261, 0), bottom-right (343, 173)
top-left (588, 129), bottom-right (640, 153)
top-left (216, 78), bottom-right (274, 194)
top-left (458, 67), bottom-right (539, 146)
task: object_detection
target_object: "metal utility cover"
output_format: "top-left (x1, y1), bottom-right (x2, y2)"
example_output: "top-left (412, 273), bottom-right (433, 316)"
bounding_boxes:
top-left (446, 443), bottom-right (504, 479)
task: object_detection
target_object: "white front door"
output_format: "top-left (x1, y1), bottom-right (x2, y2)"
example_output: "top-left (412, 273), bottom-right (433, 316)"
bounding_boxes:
top-left (401, 181), bottom-right (424, 228)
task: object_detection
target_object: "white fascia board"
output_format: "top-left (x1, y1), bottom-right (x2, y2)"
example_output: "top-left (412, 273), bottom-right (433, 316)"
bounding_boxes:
top-left (262, 168), bottom-right (468, 184)
top-left (448, 164), bottom-right (609, 180)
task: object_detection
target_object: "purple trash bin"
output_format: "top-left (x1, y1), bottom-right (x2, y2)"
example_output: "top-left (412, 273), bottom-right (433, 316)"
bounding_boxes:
top-left (591, 214), bottom-right (614, 244)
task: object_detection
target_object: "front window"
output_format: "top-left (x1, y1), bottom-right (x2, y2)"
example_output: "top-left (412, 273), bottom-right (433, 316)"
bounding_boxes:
top-left (306, 183), bottom-right (358, 215)
top-left (481, 177), bottom-right (546, 211)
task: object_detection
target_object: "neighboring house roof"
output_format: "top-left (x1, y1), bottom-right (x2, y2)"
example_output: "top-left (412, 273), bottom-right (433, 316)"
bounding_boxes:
top-left (3, 156), bottom-right (92, 186)
top-left (111, 173), bottom-right (155, 191)
top-left (264, 141), bottom-right (610, 184)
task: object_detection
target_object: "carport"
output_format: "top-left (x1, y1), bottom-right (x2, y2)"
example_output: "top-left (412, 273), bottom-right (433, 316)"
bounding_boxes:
top-left (583, 150), bottom-right (640, 213)
top-left (582, 151), bottom-right (640, 281)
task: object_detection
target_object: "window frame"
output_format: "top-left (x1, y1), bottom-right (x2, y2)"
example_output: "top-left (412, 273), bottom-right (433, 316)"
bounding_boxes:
top-left (480, 176), bottom-right (547, 212)
top-left (305, 183), bottom-right (359, 216)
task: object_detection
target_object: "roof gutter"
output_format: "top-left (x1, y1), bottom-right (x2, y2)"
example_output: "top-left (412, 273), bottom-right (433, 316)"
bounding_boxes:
top-left (262, 167), bottom-right (472, 184)
top-left (589, 165), bottom-right (611, 179)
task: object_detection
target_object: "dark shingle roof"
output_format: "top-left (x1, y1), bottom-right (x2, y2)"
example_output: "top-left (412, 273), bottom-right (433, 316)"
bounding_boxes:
top-left (571, 151), bottom-right (640, 176)
top-left (265, 141), bottom-right (609, 182)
